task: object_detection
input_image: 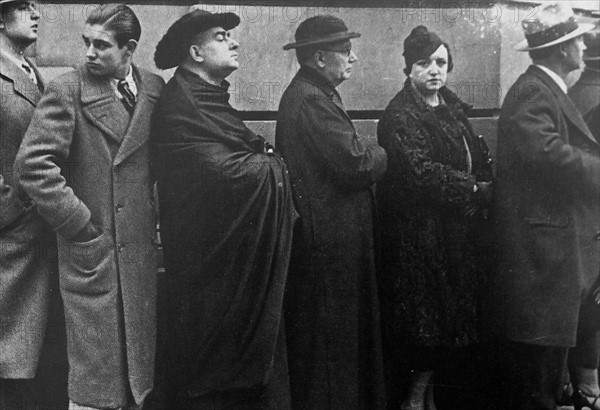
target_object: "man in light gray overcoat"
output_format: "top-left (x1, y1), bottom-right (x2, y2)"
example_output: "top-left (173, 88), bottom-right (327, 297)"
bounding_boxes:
top-left (1, 0), bottom-right (67, 407)
top-left (14, 4), bottom-right (164, 409)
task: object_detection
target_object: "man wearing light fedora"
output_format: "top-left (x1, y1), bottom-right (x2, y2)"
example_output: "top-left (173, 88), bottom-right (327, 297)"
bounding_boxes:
top-left (152, 8), bottom-right (296, 409)
top-left (491, 3), bottom-right (600, 409)
top-left (276, 15), bottom-right (387, 409)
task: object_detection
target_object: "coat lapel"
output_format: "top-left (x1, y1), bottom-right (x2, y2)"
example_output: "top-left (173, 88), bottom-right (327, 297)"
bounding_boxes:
top-left (529, 66), bottom-right (598, 146)
top-left (25, 56), bottom-right (44, 92)
top-left (0, 53), bottom-right (41, 106)
top-left (79, 65), bottom-right (130, 144)
top-left (114, 66), bottom-right (162, 165)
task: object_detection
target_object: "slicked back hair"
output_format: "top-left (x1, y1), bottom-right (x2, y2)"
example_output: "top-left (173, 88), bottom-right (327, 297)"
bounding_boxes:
top-left (86, 4), bottom-right (141, 48)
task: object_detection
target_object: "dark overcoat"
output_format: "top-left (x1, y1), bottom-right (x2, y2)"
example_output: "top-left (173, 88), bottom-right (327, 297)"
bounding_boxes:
top-left (376, 80), bottom-right (494, 349)
top-left (492, 65), bottom-right (600, 347)
top-left (276, 66), bottom-right (388, 409)
top-left (14, 64), bottom-right (164, 407)
top-left (152, 68), bottom-right (296, 407)
top-left (0, 53), bottom-right (56, 379)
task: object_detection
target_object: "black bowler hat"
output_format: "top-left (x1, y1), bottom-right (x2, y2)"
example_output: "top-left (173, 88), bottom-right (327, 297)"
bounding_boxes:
top-left (154, 9), bottom-right (240, 70)
top-left (283, 15), bottom-right (360, 51)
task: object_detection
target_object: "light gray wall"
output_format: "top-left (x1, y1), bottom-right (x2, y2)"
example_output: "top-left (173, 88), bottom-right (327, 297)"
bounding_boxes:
top-left (29, 2), bottom-right (543, 111)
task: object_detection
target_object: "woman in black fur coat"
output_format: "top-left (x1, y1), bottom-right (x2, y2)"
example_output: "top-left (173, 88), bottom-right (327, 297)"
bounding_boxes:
top-left (376, 26), bottom-right (494, 410)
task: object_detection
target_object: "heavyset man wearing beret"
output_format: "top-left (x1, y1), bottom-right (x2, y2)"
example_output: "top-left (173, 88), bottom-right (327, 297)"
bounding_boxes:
top-left (152, 9), bottom-right (297, 409)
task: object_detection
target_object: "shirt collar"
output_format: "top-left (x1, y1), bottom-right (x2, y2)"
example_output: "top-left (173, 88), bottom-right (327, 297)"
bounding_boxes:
top-left (112, 65), bottom-right (137, 97)
top-left (534, 64), bottom-right (568, 94)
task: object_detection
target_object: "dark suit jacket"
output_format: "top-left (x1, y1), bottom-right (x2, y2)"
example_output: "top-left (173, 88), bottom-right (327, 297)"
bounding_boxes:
top-left (15, 64), bottom-right (164, 407)
top-left (492, 65), bottom-right (600, 347)
top-left (0, 53), bottom-right (56, 379)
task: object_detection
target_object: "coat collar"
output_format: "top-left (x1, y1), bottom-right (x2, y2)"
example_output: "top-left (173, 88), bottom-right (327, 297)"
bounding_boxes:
top-left (401, 78), bottom-right (472, 129)
top-left (294, 65), bottom-right (348, 118)
top-left (527, 65), bottom-right (597, 146)
top-left (0, 52), bottom-right (42, 106)
top-left (79, 64), bottom-right (163, 164)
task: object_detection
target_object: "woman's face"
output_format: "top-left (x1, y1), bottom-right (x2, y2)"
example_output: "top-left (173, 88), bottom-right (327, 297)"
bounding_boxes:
top-left (409, 44), bottom-right (449, 94)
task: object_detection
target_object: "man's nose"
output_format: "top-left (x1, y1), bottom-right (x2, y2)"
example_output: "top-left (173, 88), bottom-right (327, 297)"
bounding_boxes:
top-left (349, 50), bottom-right (358, 62)
top-left (229, 38), bottom-right (239, 49)
top-left (30, 6), bottom-right (40, 20)
top-left (86, 46), bottom-right (96, 59)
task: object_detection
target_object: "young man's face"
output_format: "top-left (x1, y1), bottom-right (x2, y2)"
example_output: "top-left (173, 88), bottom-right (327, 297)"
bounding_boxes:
top-left (82, 23), bottom-right (133, 79)
top-left (194, 26), bottom-right (240, 79)
top-left (0, 1), bottom-right (39, 45)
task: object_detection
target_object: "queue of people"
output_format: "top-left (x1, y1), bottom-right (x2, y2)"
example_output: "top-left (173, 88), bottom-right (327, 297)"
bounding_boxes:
top-left (0, 1), bottom-right (599, 410)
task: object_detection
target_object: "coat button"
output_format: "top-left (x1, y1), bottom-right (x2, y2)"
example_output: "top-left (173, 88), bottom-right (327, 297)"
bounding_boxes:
top-left (595, 232), bottom-right (600, 241)
top-left (115, 204), bottom-right (124, 212)
top-left (118, 243), bottom-right (126, 252)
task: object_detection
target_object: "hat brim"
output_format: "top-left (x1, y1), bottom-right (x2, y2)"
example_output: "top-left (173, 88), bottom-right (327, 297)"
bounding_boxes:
top-left (283, 32), bottom-right (360, 50)
top-left (514, 23), bottom-right (595, 51)
top-left (0, 0), bottom-right (24, 4)
top-left (154, 11), bottom-right (240, 70)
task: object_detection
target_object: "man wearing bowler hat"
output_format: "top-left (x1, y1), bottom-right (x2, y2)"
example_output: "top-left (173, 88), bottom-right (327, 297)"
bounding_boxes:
top-left (276, 15), bottom-right (387, 409)
top-left (152, 8), bottom-right (296, 409)
top-left (491, 3), bottom-right (600, 409)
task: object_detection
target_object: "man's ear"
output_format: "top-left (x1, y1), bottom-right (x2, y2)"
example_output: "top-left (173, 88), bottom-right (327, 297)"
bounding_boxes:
top-left (314, 50), bottom-right (326, 68)
top-left (125, 39), bottom-right (138, 55)
top-left (189, 44), bottom-right (204, 63)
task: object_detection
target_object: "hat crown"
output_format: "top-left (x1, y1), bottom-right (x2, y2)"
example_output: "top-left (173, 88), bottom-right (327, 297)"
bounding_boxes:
top-left (521, 3), bottom-right (575, 35)
top-left (295, 15), bottom-right (350, 44)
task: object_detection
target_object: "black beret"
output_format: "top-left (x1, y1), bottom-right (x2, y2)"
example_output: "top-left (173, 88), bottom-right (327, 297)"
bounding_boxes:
top-left (155, 9), bottom-right (240, 70)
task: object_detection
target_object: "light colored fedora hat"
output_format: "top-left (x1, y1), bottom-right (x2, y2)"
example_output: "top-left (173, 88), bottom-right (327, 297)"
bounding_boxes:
top-left (515, 2), bottom-right (595, 51)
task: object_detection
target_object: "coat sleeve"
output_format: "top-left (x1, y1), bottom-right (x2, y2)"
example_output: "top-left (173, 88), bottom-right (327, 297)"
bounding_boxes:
top-left (378, 115), bottom-right (478, 210)
top-left (0, 174), bottom-right (26, 230)
top-left (297, 95), bottom-right (387, 190)
top-left (508, 96), bottom-right (600, 197)
top-left (14, 78), bottom-right (92, 239)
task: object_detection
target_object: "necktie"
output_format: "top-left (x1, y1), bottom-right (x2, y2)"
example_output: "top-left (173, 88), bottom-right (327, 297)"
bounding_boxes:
top-left (117, 79), bottom-right (136, 115)
top-left (21, 63), bottom-right (38, 86)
